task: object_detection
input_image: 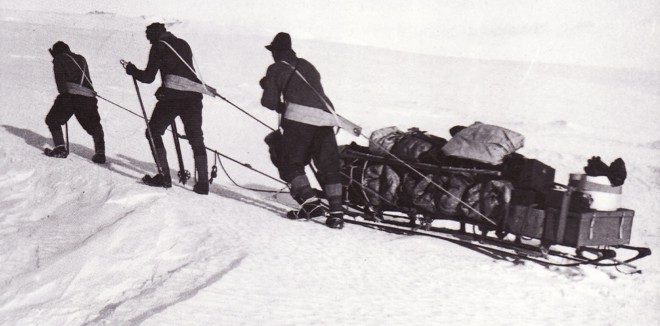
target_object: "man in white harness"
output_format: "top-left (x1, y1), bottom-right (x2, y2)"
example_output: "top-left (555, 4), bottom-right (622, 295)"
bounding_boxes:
top-left (125, 23), bottom-right (209, 194)
top-left (260, 32), bottom-right (345, 229)
top-left (45, 41), bottom-right (105, 163)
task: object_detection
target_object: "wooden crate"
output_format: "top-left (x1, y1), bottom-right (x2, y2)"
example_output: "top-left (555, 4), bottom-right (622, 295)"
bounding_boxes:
top-left (505, 205), bottom-right (546, 238)
top-left (543, 208), bottom-right (634, 247)
top-left (544, 189), bottom-right (592, 212)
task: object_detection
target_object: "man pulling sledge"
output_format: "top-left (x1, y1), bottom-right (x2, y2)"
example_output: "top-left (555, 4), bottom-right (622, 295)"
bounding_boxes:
top-left (260, 32), bottom-right (347, 229)
top-left (124, 23), bottom-right (209, 194)
top-left (45, 41), bottom-right (105, 163)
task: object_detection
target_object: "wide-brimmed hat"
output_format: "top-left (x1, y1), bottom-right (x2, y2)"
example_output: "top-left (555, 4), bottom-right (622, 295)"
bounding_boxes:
top-left (265, 32), bottom-right (291, 51)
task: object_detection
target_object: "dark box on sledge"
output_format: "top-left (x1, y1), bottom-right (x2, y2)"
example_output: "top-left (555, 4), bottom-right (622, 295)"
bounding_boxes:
top-left (507, 158), bottom-right (555, 194)
top-left (511, 188), bottom-right (546, 206)
top-left (543, 208), bottom-right (634, 247)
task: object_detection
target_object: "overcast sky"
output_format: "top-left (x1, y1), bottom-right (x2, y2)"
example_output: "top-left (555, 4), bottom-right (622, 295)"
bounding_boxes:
top-left (2, 0), bottom-right (659, 69)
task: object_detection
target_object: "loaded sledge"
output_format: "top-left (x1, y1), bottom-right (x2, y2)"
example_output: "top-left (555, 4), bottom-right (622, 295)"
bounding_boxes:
top-left (337, 123), bottom-right (651, 272)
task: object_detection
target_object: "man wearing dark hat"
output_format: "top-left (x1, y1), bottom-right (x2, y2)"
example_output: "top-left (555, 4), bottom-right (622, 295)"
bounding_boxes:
top-left (260, 32), bottom-right (345, 229)
top-left (124, 23), bottom-right (210, 194)
top-left (45, 41), bottom-right (105, 163)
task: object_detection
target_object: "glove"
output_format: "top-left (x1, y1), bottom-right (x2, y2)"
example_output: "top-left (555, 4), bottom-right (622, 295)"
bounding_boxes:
top-left (259, 77), bottom-right (266, 89)
top-left (607, 158), bottom-right (627, 187)
top-left (275, 102), bottom-right (286, 114)
top-left (125, 62), bottom-right (138, 76)
top-left (584, 156), bottom-right (609, 176)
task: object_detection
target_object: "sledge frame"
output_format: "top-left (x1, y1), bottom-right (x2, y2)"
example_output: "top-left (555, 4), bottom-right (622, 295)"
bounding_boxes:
top-left (339, 149), bottom-right (652, 270)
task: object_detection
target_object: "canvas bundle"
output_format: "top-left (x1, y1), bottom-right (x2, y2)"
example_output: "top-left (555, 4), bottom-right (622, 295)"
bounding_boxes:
top-left (441, 122), bottom-right (525, 165)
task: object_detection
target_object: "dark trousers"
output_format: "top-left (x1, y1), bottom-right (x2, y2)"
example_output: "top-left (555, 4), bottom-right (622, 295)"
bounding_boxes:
top-left (280, 119), bottom-right (343, 211)
top-left (280, 119), bottom-right (341, 184)
top-left (45, 94), bottom-right (104, 152)
top-left (146, 98), bottom-right (207, 175)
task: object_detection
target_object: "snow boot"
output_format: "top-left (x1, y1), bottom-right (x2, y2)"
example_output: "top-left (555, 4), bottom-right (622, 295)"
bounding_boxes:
top-left (92, 135), bottom-right (106, 164)
top-left (289, 175), bottom-right (317, 203)
top-left (44, 145), bottom-right (68, 158)
top-left (153, 146), bottom-right (170, 177)
top-left (142, 173), bottom-right (172, 188)
top-left (193, 182), bottom-right (209, 195)
top-left (286, 197), bottom-right (325, 220)
top-left (325, 212), bottom-right (345, 229)
top-left (92, 153), bottom-right (106, 164)
top-left (193, 155), bottom-right (209, 195)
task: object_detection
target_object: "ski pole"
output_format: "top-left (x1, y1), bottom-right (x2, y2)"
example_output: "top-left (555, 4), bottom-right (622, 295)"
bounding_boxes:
top-left (170, 120), bottom-right (190, 184)
top-left (121, 59), bottom-right (163, 175)
top-left (100, 80), bottom-right (286, 190)
top-left (65, 122), bottom-right (69, 152)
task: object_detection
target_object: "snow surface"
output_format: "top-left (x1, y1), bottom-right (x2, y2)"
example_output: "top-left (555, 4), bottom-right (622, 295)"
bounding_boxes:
top-left (1, 4), bottom-right (660, 326)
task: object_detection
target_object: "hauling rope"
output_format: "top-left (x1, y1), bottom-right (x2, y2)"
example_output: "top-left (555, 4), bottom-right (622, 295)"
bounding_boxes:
top-left (36, 26), bottom-right (651, 268)
top-left (119, 27), bottom-right (503, 227)
top-left (93, 86), bottom-right (285, 191)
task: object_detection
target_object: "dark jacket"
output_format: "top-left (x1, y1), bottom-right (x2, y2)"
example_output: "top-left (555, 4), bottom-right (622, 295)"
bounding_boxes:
top-left (261, 51), bottom-right (333, 113)
top-left (53, 52), bottom-right (94, 94)
top-left (132, 32), bottom-right (202, 100)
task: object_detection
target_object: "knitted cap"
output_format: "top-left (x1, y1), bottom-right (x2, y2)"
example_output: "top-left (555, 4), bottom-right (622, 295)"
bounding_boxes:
top-left (50, 41), bottom-right (70, 56)
top-left (146, 22), bottom-right (166, 34)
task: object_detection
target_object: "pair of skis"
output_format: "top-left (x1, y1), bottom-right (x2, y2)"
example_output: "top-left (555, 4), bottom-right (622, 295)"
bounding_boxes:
top-left (122, 60), bottom-right (190, 186)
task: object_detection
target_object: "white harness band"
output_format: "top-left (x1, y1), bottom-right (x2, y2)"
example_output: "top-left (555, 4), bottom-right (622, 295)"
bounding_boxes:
top-left (159, 40), bottom-right (216, 97)
top-left (280, 60), bottom-right (361, 136)
top-left (63, 53), bottom-right (96, 97)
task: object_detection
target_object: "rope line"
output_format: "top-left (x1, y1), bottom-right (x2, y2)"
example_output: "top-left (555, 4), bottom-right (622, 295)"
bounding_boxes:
top-left (215, 151), bottom-right (288, 193)
top-left (97, 91), bottom-right (283, 189)
top-left (112, 50), bottom-right (496, 226)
